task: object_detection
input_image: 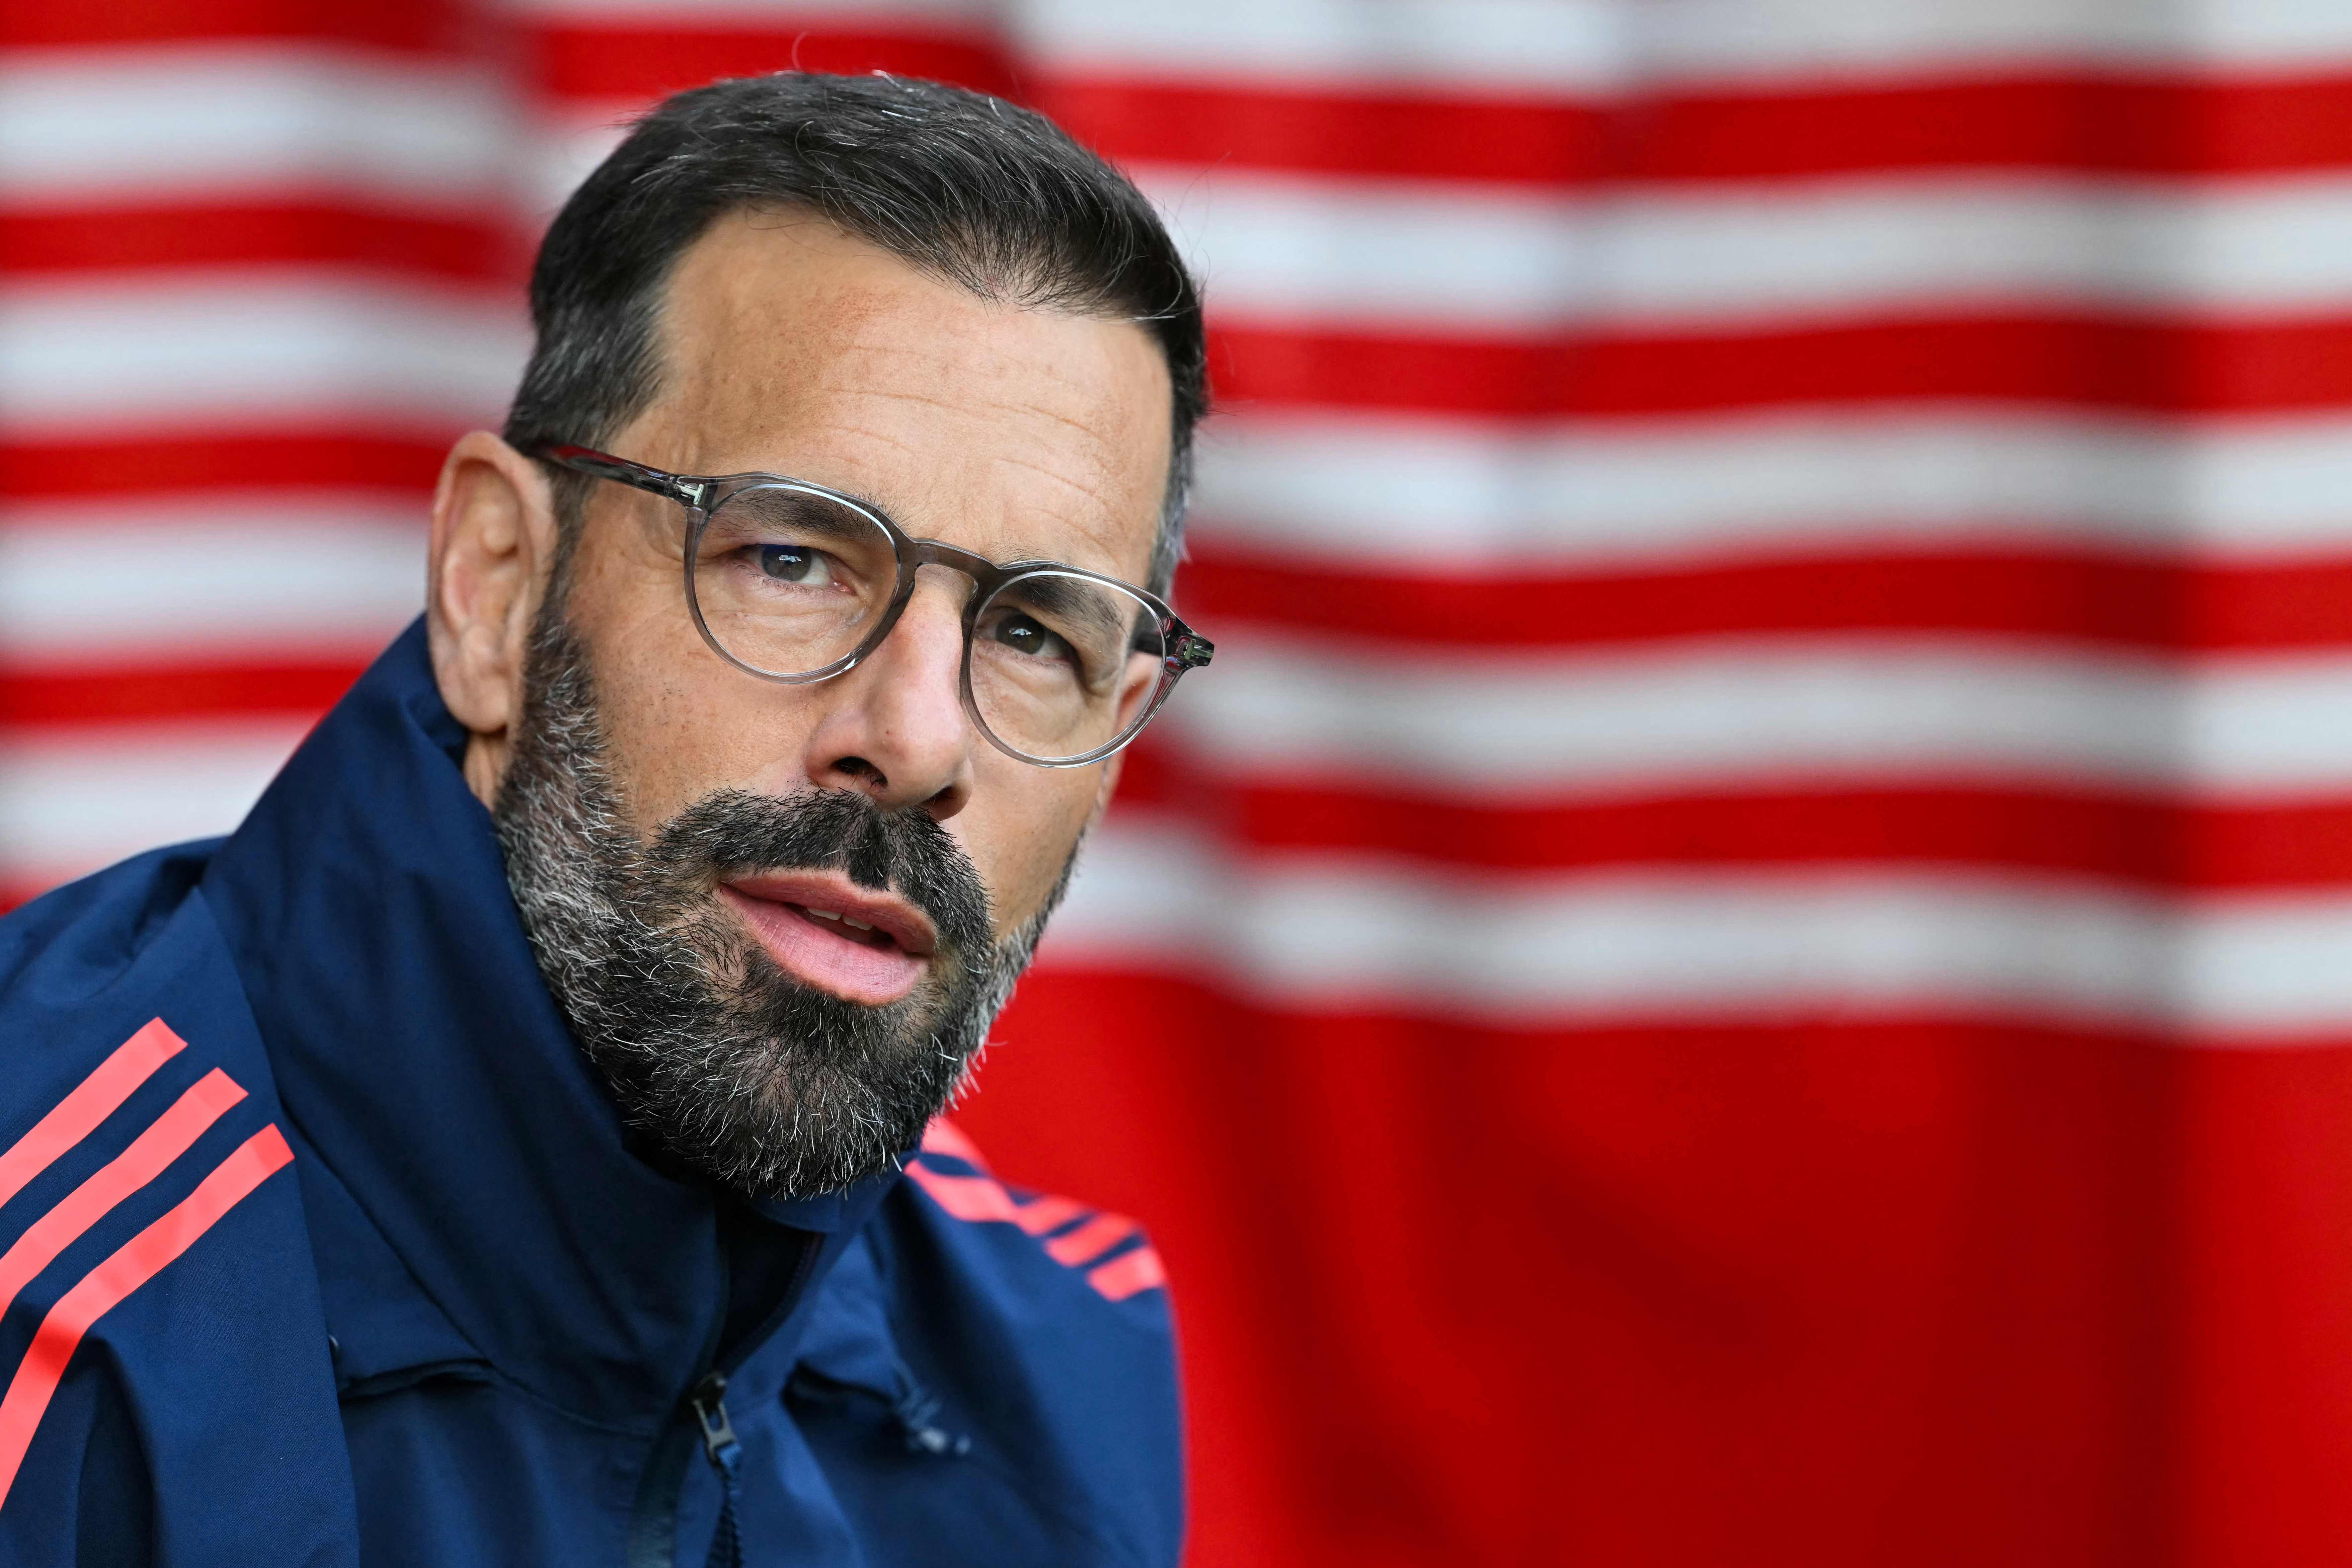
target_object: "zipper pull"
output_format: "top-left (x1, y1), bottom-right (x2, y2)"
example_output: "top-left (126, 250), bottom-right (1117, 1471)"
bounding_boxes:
top-left (689, 1373), bottom-right (746, 1568)
top-left (689, 1371), bottom-right (741, 1467)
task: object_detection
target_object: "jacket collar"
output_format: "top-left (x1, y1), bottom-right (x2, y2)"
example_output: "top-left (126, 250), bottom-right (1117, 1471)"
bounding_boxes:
top-left (201, 619), bottom-right (894, 1424)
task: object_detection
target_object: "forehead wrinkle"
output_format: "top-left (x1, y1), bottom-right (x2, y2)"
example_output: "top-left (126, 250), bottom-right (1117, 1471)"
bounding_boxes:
top-left (828, 430), bottom-right (1145, 576)
top-left (806, 351), bottom-right (1132, 450)
top-left (644, 214), bottom-right (1165, 569)
top-left (980, 449), bottom-right (1146, 562)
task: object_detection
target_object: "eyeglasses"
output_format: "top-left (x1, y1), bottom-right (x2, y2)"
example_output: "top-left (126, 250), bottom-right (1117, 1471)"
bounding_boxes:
top-left (530, 444), bottom-right (1214, 768)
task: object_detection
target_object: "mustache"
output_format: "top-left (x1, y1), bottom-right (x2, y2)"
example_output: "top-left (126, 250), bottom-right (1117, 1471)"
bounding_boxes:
top-left (643, 786), bottom-right (995, 958)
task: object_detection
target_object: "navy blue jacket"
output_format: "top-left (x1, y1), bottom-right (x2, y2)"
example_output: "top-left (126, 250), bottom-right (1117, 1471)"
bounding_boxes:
top-left (0, 622), bottom-right (1181, 1566)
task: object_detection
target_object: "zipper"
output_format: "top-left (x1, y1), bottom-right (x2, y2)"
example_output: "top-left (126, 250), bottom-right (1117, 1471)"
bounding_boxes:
top-left (689, 1373), bottom-right (745, 1568)
top-left (625, 1229), bottom-right (827, 1568)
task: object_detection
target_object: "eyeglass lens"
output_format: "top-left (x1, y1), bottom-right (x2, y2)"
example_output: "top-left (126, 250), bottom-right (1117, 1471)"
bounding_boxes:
top-left (690, 483), bottom-right (1170, 764)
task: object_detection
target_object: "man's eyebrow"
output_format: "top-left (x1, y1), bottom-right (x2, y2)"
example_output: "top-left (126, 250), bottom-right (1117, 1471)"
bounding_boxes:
top-left (744, 467), bottom-right (1139, 577)
top-left (739, 467), bottom-right (901, 528)
top-left (835, 484), bottom-right (904, 526)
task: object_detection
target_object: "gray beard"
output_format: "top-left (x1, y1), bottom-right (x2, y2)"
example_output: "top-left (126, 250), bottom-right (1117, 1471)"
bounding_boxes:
top-left (489, 606), bottom-right (1071, 1199)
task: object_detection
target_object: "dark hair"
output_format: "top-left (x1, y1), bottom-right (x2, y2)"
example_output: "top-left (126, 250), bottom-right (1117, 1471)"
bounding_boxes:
top-left (504, 72), bottom-right (1207, 593)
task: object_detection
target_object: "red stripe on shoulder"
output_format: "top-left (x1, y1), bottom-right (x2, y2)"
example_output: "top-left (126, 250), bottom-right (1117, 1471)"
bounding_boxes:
top-left (0, 1125), bottom-right (293, 1509)
top-left (0, 1070), bottom-right (247, 1328)
top-left (1087, 1246), bottom-right (1169, 1305)
top-left (0, 1021), bottom-right (187, 1213)
top-left (907, 1122), bottom-right (1166, 1303)
top-left (1045, 1212), bottom-right (1140, 1269)
top-left (904, 1159), bottom-right (1024, 1225)
top-left (918, 1116), bottom-right (990, 1172)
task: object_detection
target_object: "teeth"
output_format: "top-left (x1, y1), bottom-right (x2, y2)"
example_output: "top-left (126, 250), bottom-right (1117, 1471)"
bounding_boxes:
top-left (842, 916), bottom-right (873, 932)
top-left (803, 907), bottom-right (842, 922)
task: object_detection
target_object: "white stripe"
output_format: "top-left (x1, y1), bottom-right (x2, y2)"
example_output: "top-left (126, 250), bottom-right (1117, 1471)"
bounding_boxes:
top-left (1146, 166), bottom-right (2352, 332)
top-left (1044, 819), bottom-right (2171, 1022)
top-left (1042, 817), bottom-right (2352, 1035)
top-left (12, 749), bottom-right (2345, 1036)
top-left (528, 117), bottom-right (632, 227)
top-left (1016, 0), bottom-right (2352, 90)
top-left (2188, 892), bottom-right (2352, 1036)
top-left (1639, 0), bottom-right (2352, 80)
top-left (1188, 407), bottom-right (2352, 568)
top-left (1160, 630), bottom-right (2352, 795)
top-left (0, 719), bottom-right (306, 890)
top-left (505, 0), bottom-right (995, 19)
top-left (1014, 0), bottom-right (1627, 93)
top-left (0, 500), bottom-right (423, 660)
top-left (0, 44), bottom-right (518, 205)
top-left (0, 271), bottom-right (526, 435)
top-left (543, 130), bottom-right (2352, 329)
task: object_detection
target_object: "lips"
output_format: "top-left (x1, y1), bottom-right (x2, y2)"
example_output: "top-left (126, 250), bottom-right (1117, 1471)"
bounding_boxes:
top-left (716, 873), bottom-right (937, 1007)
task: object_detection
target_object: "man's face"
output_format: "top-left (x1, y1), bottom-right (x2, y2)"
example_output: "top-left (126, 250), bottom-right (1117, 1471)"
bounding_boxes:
top-left (441, 212), bottom-right (1173, 1196)
top-left (566, 213), bottom-right (1168, 958)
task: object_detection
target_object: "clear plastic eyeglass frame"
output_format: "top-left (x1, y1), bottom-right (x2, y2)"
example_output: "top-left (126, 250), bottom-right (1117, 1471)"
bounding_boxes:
top-left (530, 443), bottom-right (1215, 768)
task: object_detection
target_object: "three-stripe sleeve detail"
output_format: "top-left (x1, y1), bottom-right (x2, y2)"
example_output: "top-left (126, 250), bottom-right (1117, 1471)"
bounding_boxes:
top-left (0, 1021), bottom-right (293, 1509)
top-left (904, 1119), bottom-right (1167, 1304)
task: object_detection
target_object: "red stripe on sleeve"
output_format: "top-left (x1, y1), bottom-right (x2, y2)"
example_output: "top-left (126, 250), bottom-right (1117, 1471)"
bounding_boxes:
top-left (0, 1125), bottom-right (293, 1510)
top-left (1007, 1194), bottom-right (1089, 1237)
top-left (0, 1070), bottom-right (247, 1327)
top-left (1086, 1245), bottom-right (1169, 1304)
top-left (904, 1160), bottom-right (1092, 1237)
top-left (903, 1160), bottom-right (1024, 1223)
top-left (918, 1116), bottom-right (991, 1172)
top-left (0, 1022), bottom-right (187, 1214)
top-left (1045, 1212), bottom-right (1141, 1268)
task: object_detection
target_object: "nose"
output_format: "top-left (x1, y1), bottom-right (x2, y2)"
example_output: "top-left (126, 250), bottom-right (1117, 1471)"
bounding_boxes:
top-left (797, 573), bottom-right (974, 819)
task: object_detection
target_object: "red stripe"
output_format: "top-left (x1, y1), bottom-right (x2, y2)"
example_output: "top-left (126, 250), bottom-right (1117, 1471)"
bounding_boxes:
top-left (918, 1116), bottom-right (991, 1171)
top-left (0, 661), bottom-right (365, 727)
top-left (0, 205), bottom-right (521, 284)
top-left (0, 433), bottom-right (447, 502)
top-left (1045, 71), bottom-right (2352, 184)
top-left (905, 1154), bottom-right (1150, 1284)
top-left (1182, 548), bottom-right (2352, 653)
top-left (1210, 315), bottom-right (2352, 418)
top-left (1045, 1211), bottom-right (1141, 1268)
top-left (0, 1125), bottom-right (292, 1510)
top-left (531, 24), bottom-right (1015, 102)
top-left (1109, 778), bottom-right (2352, 892)
top-left (903, 1160), bottom-right (1024, 1224)
top-left (1008, 1193), bottom-right (1090, 1236)
top-left (1635, 72), bottom-right (2352, 180)
top-left (903, 1161), bottom-right (1092, 1238)
top-left (1086, 1244), bottom-right (1168, 1304)
top-left (0, 0), bottom-right (470, 50)
top-left (1041, 76), bottom-right (1607, 184)
top-left (0, 1022), bottom-right (186, 1214)
top-left (0, 1071), bottom-right (246, 1323)
top-left (526, 34), bottom-right (2352, 183)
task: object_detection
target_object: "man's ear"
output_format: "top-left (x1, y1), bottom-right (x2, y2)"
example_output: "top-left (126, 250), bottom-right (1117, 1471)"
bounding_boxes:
top-left (426, 432), bottom-right (558, 799)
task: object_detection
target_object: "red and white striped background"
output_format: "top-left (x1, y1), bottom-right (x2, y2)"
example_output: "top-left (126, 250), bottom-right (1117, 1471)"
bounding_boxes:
top-left (11, 1), bottom-right (2352, 1562)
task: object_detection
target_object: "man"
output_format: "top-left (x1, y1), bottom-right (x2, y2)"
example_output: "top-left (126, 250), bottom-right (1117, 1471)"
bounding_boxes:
top-left (0, 71), bottom-right (1211, 1566)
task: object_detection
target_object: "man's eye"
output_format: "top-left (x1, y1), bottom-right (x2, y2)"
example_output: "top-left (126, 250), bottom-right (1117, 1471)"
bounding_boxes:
top-left (757, 545), bottom-right (830, 584)
top-left (992, 613), bottom-right (1071, 662)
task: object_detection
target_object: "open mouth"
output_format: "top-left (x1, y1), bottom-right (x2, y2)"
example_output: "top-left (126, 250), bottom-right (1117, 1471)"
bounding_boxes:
top-left (790, 903), bottom-right (903, 951)
top-left (715, 878), bottom-right (936, 1008)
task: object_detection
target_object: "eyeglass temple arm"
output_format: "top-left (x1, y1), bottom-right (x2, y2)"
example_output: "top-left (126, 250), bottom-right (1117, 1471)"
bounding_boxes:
top-left (531, 443), bottom-right (709, 508)
top-left (1168, 630), bottom-right (1214, 671)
